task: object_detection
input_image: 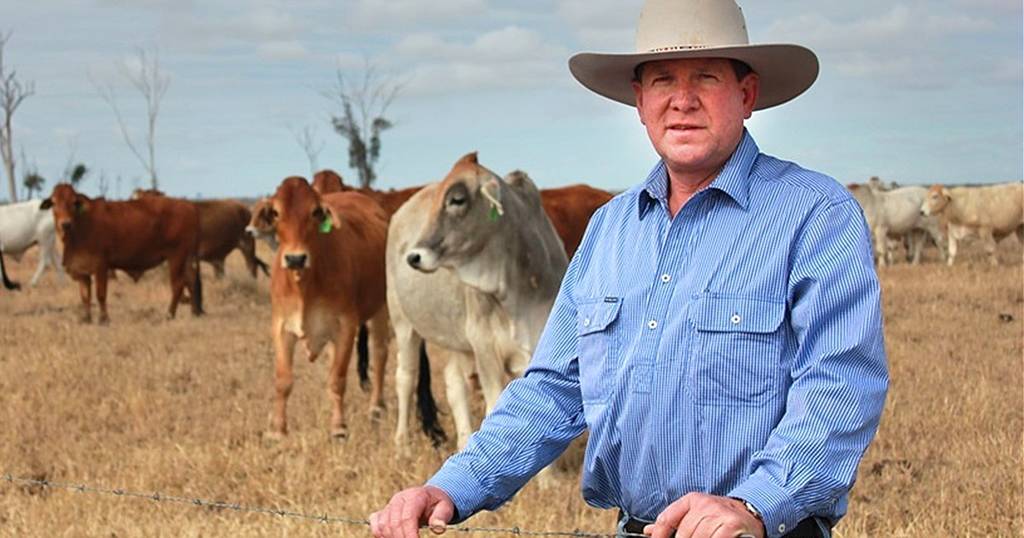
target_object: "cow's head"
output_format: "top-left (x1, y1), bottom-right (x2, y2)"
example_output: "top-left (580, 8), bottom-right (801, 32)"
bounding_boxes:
top-left (266, 177), bottom-right (340, 272)
top-left (921, 184), bottom-right (950, 216)
top-left (311, 169), bottom-right (346, 195)
top-left (405, 152), bottom-right (505, 273)
top-left (40, 183), bottom-right (90, 239)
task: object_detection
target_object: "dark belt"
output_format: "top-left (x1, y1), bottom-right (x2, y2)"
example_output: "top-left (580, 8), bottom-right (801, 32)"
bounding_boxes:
top-left (617, 510), bottom-right (831, 538)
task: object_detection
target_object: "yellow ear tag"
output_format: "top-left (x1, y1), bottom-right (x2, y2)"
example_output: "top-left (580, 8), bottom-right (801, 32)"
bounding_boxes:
top-left (319, 217), bottom-right (332, 234)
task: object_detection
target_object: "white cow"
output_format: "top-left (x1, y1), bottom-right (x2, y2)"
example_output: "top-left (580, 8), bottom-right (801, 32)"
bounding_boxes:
top-left (849, 183), bottom-right (946, 266)
top-left (0, 199), bottom-right (64, 286)
top-left (921, 182), bottom-right (1024, 266)
top-left (388, 154), bottom-right (568, 450)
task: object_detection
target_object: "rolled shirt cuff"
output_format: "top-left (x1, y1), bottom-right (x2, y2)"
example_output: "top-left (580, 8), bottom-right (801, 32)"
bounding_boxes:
top-left (426, 462), bottom-right (489, 525)
top-left (727, 471), bottom-right (807, 538)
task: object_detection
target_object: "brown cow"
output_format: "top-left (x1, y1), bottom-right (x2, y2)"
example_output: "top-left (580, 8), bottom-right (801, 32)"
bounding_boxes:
top-left (41, 183), bottom-right (202, 324)
top-left (312, 169), bottom-right (420, 216)
top-left (267, 177), bottom-right (390, 439)
top-left (1, 251), bottom-right (19, 291)
top-left (134, 189), bottom-right (269, 278)
top-left (311, 169), bottom-right (344, 195)
top-left (536, 181), bottom-right (613, 258)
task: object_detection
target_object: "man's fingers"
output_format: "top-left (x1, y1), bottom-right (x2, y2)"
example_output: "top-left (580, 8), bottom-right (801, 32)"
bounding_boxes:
top-left (657, 493), bottom-right (694, 528)
top-left (427, 496), bottom-right (454, 534)
top-left (399, 494), bottom-right (424, 538)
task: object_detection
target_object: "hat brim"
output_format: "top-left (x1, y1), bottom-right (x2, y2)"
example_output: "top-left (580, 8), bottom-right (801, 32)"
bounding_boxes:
top-left (569, 43), bottom-right (819, 111)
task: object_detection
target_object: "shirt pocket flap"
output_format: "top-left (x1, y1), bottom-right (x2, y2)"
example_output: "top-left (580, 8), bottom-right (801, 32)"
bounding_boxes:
top-left (577, 298), bottom-right (622, 335)
top-left (691, 296), bottom-right (784, 334)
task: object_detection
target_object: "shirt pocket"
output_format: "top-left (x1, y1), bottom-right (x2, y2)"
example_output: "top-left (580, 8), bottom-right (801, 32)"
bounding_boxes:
top-left (576, 297), bottom-right (622, 404)
top-left (689, 295), bottom-right (785, 407)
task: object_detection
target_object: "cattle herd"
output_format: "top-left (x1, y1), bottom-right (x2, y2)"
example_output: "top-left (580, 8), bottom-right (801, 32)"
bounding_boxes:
top-left (1, 161), bottom-right (1021, 449)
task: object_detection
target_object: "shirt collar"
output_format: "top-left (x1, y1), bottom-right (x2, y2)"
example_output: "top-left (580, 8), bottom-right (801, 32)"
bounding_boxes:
top-left (638, 129), bottom-right (759, 219)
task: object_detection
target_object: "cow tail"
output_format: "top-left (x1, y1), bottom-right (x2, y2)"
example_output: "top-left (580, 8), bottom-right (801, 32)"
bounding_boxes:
top-left (356, 324), bottom-right (370, 391)
top-left (191, 257), bottom-right (204, 315)
top-left (416, 341), bottom-right (447, 447)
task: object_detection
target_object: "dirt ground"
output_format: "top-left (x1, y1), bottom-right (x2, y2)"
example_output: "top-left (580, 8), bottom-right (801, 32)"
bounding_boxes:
top-left (0, 236), bottom-right (1021, 537)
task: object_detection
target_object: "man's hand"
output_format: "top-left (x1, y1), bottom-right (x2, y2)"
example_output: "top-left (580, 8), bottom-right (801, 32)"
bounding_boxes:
top-left (369, 485), bottom-right (455, 538)
top-left (642, 493), bottom-right (765, 538)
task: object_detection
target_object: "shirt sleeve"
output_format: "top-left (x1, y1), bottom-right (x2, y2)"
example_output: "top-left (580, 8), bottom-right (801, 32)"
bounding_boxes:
top-left (728, 199), bottom-right (889, 537)
top-left (426, 231), bottom-right (590, 522)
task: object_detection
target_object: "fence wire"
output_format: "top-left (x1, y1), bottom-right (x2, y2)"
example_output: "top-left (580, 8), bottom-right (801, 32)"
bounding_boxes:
top-left (1, 472), bottom-right (647, 537)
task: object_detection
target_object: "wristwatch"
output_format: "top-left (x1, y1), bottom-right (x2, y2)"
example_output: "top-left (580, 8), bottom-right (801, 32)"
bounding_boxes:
top-left (732, 497), bottom-right (763, 521)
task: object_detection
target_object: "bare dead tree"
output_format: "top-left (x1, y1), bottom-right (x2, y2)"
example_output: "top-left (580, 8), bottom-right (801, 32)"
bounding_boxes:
top-left (321, 61), bottom-right (402, 188)
top-left (0, 31), bottom-right (36, 202)
top-left (292, 124), bottom-right (325, 178)
top-left (94, 48), bottom-right (170, 190)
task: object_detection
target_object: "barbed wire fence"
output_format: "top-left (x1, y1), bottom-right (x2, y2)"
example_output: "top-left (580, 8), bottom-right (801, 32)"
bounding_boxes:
top-left (1, 472), bottom-right (648, 537)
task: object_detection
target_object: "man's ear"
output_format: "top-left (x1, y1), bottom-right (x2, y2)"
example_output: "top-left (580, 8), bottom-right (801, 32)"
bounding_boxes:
top-left (741, 72), bottom-right (760, 120)
top-left (632, 80), bottom-right (646, 125)
top-left (39, 198), bottom-right (52, 210)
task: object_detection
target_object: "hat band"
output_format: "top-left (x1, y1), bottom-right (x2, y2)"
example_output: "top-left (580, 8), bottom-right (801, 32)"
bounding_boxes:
top-left (646, 44), bottom-right (716, 52)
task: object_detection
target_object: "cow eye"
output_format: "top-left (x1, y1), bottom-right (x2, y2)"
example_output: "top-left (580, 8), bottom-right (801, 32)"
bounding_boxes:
top-left (312, 207), bottom-right (325, 220)
top-left (448, 194), bottom-right (466, 207)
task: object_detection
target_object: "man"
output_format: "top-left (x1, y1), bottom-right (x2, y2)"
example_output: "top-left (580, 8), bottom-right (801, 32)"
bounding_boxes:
top-left (370, 1), bottom-right (887, 537)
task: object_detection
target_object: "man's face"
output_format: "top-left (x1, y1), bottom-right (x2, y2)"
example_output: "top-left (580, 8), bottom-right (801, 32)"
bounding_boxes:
top-left (632, 58), bottom-right (759, 181)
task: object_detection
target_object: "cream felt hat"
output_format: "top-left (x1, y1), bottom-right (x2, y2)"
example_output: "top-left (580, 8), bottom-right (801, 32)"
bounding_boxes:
top-left (568, 0), bottom-right (819, 110)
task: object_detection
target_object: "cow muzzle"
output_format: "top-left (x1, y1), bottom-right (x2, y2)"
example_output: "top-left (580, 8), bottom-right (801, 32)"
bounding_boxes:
top-left (405, 247), bottom-right (439, 273)
top-left (283, 253), bottom-right (308, 270)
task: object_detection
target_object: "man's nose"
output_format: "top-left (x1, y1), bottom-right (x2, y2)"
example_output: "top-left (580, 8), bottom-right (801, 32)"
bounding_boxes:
top-left (670, 84), bottom-right (700, 111)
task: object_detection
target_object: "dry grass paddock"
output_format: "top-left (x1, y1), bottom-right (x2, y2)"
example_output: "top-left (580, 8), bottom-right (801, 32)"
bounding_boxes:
top-left (1, 237), bottom-right (1021, 537)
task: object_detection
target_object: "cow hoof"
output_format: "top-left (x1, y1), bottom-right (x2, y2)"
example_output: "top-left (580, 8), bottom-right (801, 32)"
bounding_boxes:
top-left (98, 316), bottom-right (110, 326)
top-left (263, 430), bottom-right (287, 444)
top-left (367, 405), bottom-right (385, 421)
top-left (79, 316), bottom-right (92, 325)
top-left (329, 428), bottom-right (348, 442)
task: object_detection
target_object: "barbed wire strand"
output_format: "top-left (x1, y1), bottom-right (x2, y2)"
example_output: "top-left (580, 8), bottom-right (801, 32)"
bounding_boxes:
top-left (1, 473), bottom-right (648, 538)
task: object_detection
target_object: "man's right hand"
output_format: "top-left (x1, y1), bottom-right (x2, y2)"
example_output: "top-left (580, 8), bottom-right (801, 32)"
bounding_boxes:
top-left (369, 485), bottom-right (456, 538)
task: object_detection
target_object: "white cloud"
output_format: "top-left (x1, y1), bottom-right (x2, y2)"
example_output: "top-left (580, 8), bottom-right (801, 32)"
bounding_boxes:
top-left (557, 0), bottom-right (642, 50)
top-left (390, 26), bottom-right (570, 94)
top-left (258, 40), bottom-right (308, 61)
top-left (348, 0), bottom-right (487, 27)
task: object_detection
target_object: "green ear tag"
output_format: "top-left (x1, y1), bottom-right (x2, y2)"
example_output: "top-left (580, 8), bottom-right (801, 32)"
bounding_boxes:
top-left (488, 205), bottom-right (499, 222)
top-left (319, 217), bottom-right (332, 234)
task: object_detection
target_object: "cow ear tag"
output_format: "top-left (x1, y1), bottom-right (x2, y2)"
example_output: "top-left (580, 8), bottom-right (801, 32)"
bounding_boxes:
top-left (319, 216), bottom-right (333, 234)
top-left (488, 205), bottom-right (499, 222)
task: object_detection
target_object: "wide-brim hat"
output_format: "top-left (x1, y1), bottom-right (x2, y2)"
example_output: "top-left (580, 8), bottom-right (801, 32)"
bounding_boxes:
top-left (569, 0), bottom-right (819, 111)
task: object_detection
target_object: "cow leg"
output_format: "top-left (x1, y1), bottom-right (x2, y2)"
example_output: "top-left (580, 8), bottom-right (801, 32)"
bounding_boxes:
top-left (444, 352), bottom-right (475, 450)
top-left (75, 273), bottom-right (92, 324)
top-left (47, 237), bottom-right (66, 283)
top-left (271, 324), bottom-right (297, 438)
top-left (366, 307), bottom-right (390, 417)
top-left (238, 234), bottom-right (263, 278)
top-left (908, 230), bottom-right (925, 265)
top-left (979, 227), bottom-right (998, 266)
top-left (30, 243), bottom-right (50, 287)
top-left (872, 227), bottom-right (888, 267)
top-left (328, 318), bottom-right (359, 440)
top-left (947, 230), bottom-right (960, 266)
top-left (95, 266), bottom-right (111, 325)
top-left (392, 322), bottom-right (422, 450)
top-left (166, 257), bottom-right (187, 319)
top-left (211, 259), bottom-right (226, 280)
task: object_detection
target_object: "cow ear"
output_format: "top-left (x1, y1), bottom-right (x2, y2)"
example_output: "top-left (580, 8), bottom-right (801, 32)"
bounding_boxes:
top-left (39, 198), bottom-right (53, 210)
top-left (323, 206), bottom-right (342, 231)
top-left (941, 187), bottom-right (951, 198)
top-left (480, 177), bottom-right (504, 220)
top-left (257, 201), bottom-right (277, 226)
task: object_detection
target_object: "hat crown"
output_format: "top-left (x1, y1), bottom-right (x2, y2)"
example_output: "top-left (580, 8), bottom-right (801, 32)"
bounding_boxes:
top-left (636, 0), bottom-right (750, 53)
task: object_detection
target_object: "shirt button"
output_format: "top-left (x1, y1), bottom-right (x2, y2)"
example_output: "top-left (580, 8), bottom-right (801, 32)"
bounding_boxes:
top-left (647, 320), bottom-right (658, 330)
top-left (583, 318), bottom-right (591, 327)
top-left (660, 273), bottom-right (671, 283)
top-left (778, 523), bottom-right (786, 533)
top-left (730, 313), bottom-right (741, 325)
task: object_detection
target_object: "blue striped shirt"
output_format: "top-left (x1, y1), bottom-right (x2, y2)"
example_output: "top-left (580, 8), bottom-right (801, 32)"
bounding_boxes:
top-left (428, 131), bottom-right (888, 538)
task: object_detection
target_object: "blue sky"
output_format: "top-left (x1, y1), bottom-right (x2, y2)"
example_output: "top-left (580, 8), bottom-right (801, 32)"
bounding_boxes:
top-left (2, 0), bottom-right (1021, 199)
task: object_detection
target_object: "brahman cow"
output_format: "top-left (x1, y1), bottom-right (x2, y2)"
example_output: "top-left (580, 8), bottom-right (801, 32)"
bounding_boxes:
top-left (389, 153), bottom-right (568, 449)
top-left (538, 182), bottom-right (613, 258)
top-left (1, 250), bottom-right (19, 290)
top-left (921, 182), bottom-right (1024, 266)
top-left (849, 183), bottom-right (946, 265)
top-left (134, 189), bottom-right (269, 278)
top-left (266, 177), bottom-right (392, 440)
top-left (0, 199), bottom-right (64, 286)
top-left (41, 184), bottom-right (202, 323)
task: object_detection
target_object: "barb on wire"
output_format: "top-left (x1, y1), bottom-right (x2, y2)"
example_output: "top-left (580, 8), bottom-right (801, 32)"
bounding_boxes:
top-left (1, 472), bottom-right (646, 537)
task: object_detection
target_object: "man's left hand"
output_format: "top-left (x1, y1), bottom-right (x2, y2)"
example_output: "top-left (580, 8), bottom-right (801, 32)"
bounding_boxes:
top-left (642, 493), bottom-right (765, 538)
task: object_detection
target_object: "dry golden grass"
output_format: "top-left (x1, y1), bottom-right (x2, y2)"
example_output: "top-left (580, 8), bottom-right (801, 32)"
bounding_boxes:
top-left (0, 238), bottom-right (1021, 537)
